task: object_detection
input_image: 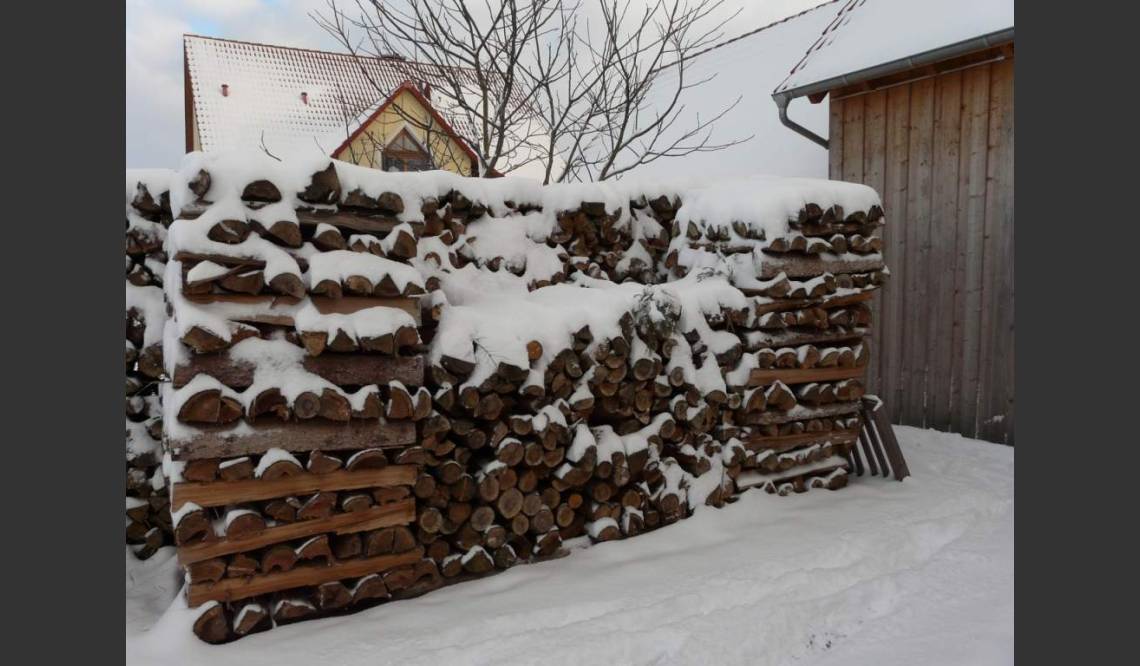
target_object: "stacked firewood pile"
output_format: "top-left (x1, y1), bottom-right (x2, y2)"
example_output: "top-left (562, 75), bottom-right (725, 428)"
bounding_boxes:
top-left (164, 160), bottom-right (446, 643)
top-left (699, 205), bottom-right (886, 496)
top-left (150, 155), bottom-right (886, 643)
top-left (126, 171), bottom-right (175, 559)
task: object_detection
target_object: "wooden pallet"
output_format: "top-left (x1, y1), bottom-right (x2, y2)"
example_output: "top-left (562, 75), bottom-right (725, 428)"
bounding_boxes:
top-left (847, 396), bottom-right (910, 480)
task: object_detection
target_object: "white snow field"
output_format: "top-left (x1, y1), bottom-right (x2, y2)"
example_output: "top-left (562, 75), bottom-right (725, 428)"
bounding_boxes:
top-left (126, 425), bottom-right (1013, 665)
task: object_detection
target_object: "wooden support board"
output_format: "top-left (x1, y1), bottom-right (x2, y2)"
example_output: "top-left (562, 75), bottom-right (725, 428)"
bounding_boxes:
top-left (181, 293), bottom-right (422, 327)
top-left (177, 499), bottom-right (415, 565)
top-left (174, 250), bottom-right (309, 273)
top-left (168, 419), bottom-right (418, 461)
top-left (296, 209), bottom-right (403, 236)
top-left (171, 465), bottom-right (417, 511)
top-left (738, 401), bottom-right (861, 426)
top-left (736, 459), bottom-right (850, 490)
top-left (750, 290), bottom-right (874, 315)
top-left (748, 365), bottom-right (866, 387)
top-left (862, 397), bottom-right (911, 480)
top-left (187, 547), bottom-right (425, 606)
top-left (744, 327), bottom-right (868, 350)
top-left (746, 428), bottom-right (860, 453)
top-left (174, 353), bottom-right (424, 389)
top-left (758, 255), bottom-right (884, 279)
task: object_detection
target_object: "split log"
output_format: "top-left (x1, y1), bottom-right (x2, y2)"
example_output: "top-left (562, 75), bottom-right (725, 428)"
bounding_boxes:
top-left (192, 604), bottom-right (230, 644)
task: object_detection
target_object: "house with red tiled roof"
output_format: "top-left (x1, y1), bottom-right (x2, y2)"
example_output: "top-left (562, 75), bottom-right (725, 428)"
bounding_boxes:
top-left (183, 34), bottom-right (491, 175)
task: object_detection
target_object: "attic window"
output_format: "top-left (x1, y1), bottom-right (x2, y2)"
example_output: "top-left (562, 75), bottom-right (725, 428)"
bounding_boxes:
top-left (221, 84), bottom-right (229, 97)
top-left (381, 129), bottom-right (433, 172)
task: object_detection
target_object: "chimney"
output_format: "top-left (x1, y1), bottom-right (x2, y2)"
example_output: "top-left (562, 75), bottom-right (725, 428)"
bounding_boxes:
top-left (301, 91), bottom-right (309, 105)
top-left (221, 83), bottom-right (229, 97)
top-left (422, 82), bottom-right (432, 100)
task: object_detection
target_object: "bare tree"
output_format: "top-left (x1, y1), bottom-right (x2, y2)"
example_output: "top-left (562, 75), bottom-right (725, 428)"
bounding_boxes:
top-left (314, 0), bottom-right (748, 182)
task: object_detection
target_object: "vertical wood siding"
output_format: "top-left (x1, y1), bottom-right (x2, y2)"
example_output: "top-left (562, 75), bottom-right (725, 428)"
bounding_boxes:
top-left (829, 56), bottom-right (1014, 444)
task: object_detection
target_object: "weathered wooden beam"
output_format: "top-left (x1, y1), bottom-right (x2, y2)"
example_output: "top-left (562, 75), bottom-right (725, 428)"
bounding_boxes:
top-left (187, 547), bottom-right (424, 606)
top-left (743, 327), bottom-right (867, 350)
top-left (167, 419), bottom-right (417, 461)
top-left (177, 499), bottom-right (414, 565)
top-left (739, 401), bottom-right (861, 426)
top-left (758, 255), bottom-right (884, 279)
top-left (748, 365), bottom-right (866, 387)
top-left (296, 209), bottom-right (402, 236)
top-left (736, 459), bottom-right (850, 490)
top-left (180, 294), bottom-right (422, 327)
top-left (863, 397), bottom-right (910, 480)
top-left (174, 250), bottom-right (309, 273)
top-left (172, 465), bottom-right (417, 511)
top-left (750, 290), bottom-right (874, 315)
top-left (745, 428), bottom-right (860, 453)
top-left (174, 353), bottom-right (424, 389)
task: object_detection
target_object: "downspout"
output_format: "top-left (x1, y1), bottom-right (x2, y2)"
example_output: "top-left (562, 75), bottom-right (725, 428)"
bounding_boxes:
top-left (773, 93), bottom-right (828, 149)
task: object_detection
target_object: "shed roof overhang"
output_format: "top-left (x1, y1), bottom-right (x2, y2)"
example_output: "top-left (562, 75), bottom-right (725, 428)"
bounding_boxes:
top-left (772, 27), bottom-right (1014, 150)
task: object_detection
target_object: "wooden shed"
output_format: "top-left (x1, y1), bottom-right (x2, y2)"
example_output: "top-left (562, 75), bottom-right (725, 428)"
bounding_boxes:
top-left (773, 0), bottom-right (1014, 444)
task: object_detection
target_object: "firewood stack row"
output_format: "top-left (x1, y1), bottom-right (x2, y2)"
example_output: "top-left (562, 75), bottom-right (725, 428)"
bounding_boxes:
top-left (126, 171), bottom-right (176, 559)
top-left (163, 157), bottom-right (460, 643)
top-left (147, 154), bottom-right (885, 643)
top-left (703, 204), bottom-right (886, 496)
top-left (413, 192), bottom-right (887, 578)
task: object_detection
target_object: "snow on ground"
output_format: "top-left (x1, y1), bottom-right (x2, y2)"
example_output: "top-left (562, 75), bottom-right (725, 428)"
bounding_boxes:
top-left (126, 426), bottom-right (1012, 665)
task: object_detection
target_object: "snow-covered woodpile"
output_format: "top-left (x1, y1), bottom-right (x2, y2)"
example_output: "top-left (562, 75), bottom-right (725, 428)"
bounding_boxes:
top-left (146, 152), bottom-right (885, 643)
top-left (126, 170), bottom-right (176, 559)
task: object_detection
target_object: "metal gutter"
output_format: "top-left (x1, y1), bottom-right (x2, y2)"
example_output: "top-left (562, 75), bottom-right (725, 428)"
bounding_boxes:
top-left (776, 27), bottom-right (1014, 101)
top-left (775, 95), bottom-right (829, 149)
top-left (771, 27), bottom-right (1014, 148)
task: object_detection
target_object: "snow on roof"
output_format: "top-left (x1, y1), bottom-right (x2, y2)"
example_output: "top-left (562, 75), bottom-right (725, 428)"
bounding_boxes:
top-left (185, 34), bottom-right (555, 178)
top-left (631, 1), bottom-right (840, 180)
top-left (776, 0), bottom-right (1015, 97)
top-left (184, 35), bottom-right (487, 159)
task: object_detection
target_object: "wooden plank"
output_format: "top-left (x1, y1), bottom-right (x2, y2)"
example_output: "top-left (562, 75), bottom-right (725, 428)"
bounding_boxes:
top-left (738, 401), bottom-right (861, 426)
top-left (902, 77), bottom-right (935, 427)
top-left (953, 64), bottom-right (992, 439)
top-left (296, 209), bottom-right (402, 236)
top-left (881, 83), bottom-right (911, 424)
top-left (746, 428), bottom-right (859, 453)
top-left (858, 427), bottom-right (881, 476)
top-left (758, 254), bottom-right (884, 279)
top-left (736, 459), bottom-right (850, 489)
top-left (171, 465), bottom-right (418, 511)
top-left (978, 58), bottom-right (1015, 444)
top-left (750, 290), bottom-right (874, 315)
top-left (743, 327), bottom-right (868, 351)
top-left (927, 70), bottom-right (963, 431)
top-left (187, 547), bottom-right (425, 606)
top-left (174, 250), bottom-right (309, 273)
top-left (168, 419), bottom-right (418, 461)
top-left (864, 398), bottom-right (910, 480)
top-left (173, 353), bottom-right (425, 389)
top-left (861, 89), bottom-right (888, 396)
top-left (829, 98), bottom-right (844, 179)
top-left (177, 499), bottom-right (415, 565)
top-left (182, 293), bottom-right (423, 327)
top-left (748, 365), bottom-right (866, 387)
top-left (841, 94), bottom-right (865, 184)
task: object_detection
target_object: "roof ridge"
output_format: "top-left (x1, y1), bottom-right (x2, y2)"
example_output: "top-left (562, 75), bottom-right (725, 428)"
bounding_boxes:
top-left (684, 0), bottom-right (842, 63)
top-left (182, 33), bottom-right (419, 66)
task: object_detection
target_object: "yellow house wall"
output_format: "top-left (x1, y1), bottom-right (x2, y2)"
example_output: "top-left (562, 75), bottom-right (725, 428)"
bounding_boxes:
top-left (334, 89), bottom-right (473, 175)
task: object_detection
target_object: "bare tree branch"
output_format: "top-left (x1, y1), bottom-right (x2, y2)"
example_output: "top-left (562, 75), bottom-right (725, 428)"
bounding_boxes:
top-left (312, 0), bottom-right (750, 182)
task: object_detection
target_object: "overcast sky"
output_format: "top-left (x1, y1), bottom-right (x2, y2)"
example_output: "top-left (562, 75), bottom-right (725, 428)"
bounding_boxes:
top-left (125, 0), bottom-right (827, 168)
